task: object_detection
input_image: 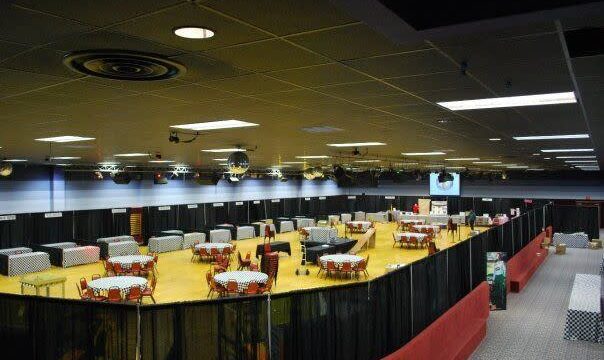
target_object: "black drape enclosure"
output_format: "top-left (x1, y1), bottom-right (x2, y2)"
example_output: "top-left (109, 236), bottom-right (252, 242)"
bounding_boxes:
top-left (346, 196), bottom-right (358, 213)
top-left (327, 195), bottom-right (346, 215)
top-left (207, 203), bottom-right (228, 226)
top-left (282, 198), bottom-right (298, 218)
top-left (552, 205), bottom-right (599, 239)
top-left (0, 213), bottom-right (29, 248)
top-left (144, 206), bottom-right (177, 237)
top-left (73, 209), bottom-right (111, 241)
top-left (227, 201), bottom-right (248, 225)
top-left (317, 197), bottom-right (327, 218)
top-left (249, 201), bottom-right (264, 222)
top-left (177, 204), bottom-right (204, 231)
top-left (30, 211), bottom-right (73, 244)
top-left (471, 233), bottom-right (487, 288)
top-left (266, 199), bottom-right (282, 219)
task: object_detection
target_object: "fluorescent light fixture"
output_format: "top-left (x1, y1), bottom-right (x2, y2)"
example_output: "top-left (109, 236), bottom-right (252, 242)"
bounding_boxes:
top-left (35, 136), bottom-right (95, 143)
top-left (564, 160), bottom-right (598, 163)
top-left (580, 168), bottom-right (600, 171)
top-left (507, 165), bottom-right (529, 169)
top-left (2, 159), bottom-right (27, 162)
top-left (489, 138), bottom-right (501, 141)
top-left (281, 161), bottom-right (306, 164)
top-left (472, 161), bottom-right (502, 164)
top-left (98, 162), bottom-right (119, 166)
top-left (148, 160), bottom-right (174, 163)
top-left (49, 156), bottom-right (80, 160)
top-left (555, 155), bottom-right (596, 159)
top-left (173, 26), bottom-right (214, 39)
top-left (532, 153), bottom-right (540, 156)
top-left (54, 163), bottom-right (71, 167)
top-left (513, 134), bottom-right (589, 141)
top-left (171, 120), bottom-right (258, 131)
top-left (114, 153), bottom-right (148, 157)
top-left (354, 159), bottom-right (381, 163)
top-left (213, 158), bottom-right (228, 161)
top-left (228, 175), bottom-right (240, 182)
top-left (202, 148), bottom-right (245, 153)
top-left (218, 163), bottom-right (228, 166)
top-left (445, 158), bottom-right (480, 161)
top-left (295, 155), bottom-right (330, 159)
top-left (541, 148), bottom-right (593, 153)
top-left (493, 164), bottom-right (515, 167)
top-left (327, 142), bottom-right (386, 147)
top-left (424, 164), bottom-right (444, 168)
top-left (544, 157), bottom-right (551, 160)
top-left (438, 92), bottom-right (576, 110)
top-left (445, 166), bottom-right (467, 170)
top-left (400, 162), bottom-right (419, 165)
top-left (526, 168), bottom-right (544, 171)
top-left (401, 152), bottom-right (446, 156)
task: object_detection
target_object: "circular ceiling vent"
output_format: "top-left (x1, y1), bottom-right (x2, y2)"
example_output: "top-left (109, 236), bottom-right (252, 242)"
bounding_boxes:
top-left (63, 50), bottom-right (186, 81)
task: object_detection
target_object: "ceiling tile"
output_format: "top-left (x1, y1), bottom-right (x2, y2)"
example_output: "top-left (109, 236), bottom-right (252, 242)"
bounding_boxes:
top-left (169, 53), bottom-right (250, 83)
top-left (251, 89), bottom-right (335, 108)
top-left (351, 93), bottom-right (423, 108)
top-left (150, 84), bottom-right (239, 103)
top-left (288, 23), bottom-right (428, 60)
top-left (344, 49), bottom-right (457, 78)
top-left (202, 0), bottom-right (356, 36)
top-left (1, 47), bottom-right (84, 78)
top-left (317, 81), bottom-right (401, 100)
top-left (0, 68), bottom-right (71, 99)
top-left (14, 0), bottom-right (185, 27)
top-left (266, 63), bottom-right (370, 87)
top-left (111, 4), bottom-right (269, 52)
top-left (204, 39), bottom-right (329, 72)
top-left (0, 39), bottom-right (29, 62)
top-left (202, 74), bottom-right (297, 95)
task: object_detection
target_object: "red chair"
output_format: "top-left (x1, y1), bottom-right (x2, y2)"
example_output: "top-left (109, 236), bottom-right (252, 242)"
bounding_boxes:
top-left (107, 287), bottom-right (122, 303)
top-left (142, 278), bottom-right (157, 304)
top-left (264, 226), bottom-right (275, 242)
top-left (258, 277), bottom-right (273, 293)
top-left (131, 262), bottom-right (142, 277)
top-left (340, 262), bottom-right (353, 279)
top-left (392, 233), bottom-right (399, 248)
top-left (92, 274), bottom-right (101, 280)
top-left (353, 259), bottom-right (368, 279)
top-left (237, 252), bottom-right (251, 270)
top-left (198, 248), bottom-right (210, 262)
top-left (82, 288), bottom-right (107, 301)
top-left (104, 261), bottom-right (115, 277)
top-left (409, 236), bottom-right (419, 249)
top-left (141, 261), bottom-right (154, 277)
top-left (79, 277), bottom-right (88, 291)
top-left (317, 259), bottom-right (327, 277)
top-left (326, 261), bottom-right (337, 278)
top-left (226, 280), bottom-right (239, 295)
top-left (190, 245), bottom-right (200, 262)
top-left (206, 271), bottom-right (215, 298)
top-left (126, 285), bottom-right (142, 304)
top-left (210, 247), bottom-right (220, 260)
top-left (113, 262), bottom-right (126, 276)
top-left (263, 243), bottom-right (271, 254)
top-left (250, 263), bottom-right (259, 271)
top-left (152, 253), bottom-right (159, 274)
top-left (245, 282), bottom-right (259, 295)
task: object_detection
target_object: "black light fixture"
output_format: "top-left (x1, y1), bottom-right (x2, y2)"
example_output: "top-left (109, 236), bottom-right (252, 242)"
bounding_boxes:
top-left (154, 172), bottom-right (168, 184)
top-left (111, 171), bottom-right (131, 184)
top-left (437, 169), bottom-right (453, 183)
top-left (168, 131), bottom-right (180, 144)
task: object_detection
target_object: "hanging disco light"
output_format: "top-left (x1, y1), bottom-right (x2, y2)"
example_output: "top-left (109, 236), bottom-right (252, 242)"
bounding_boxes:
top-left (0, 162), bottom-right (13, 177)
top-left (312, 167), bottom-right (324, 179)
top-left (227, 151), bottom-right (249, 175)
top-left (303, 168), bottom-right (315, 180)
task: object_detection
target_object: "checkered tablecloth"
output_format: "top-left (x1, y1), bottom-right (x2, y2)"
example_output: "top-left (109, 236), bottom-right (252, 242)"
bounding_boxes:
top-left (340, 214), bottom-right (352, 223)
top-left (97, 235), bottom-right (135, 244)
top-left (258, 224), bottom-right (276, 237)
top-left (214, 271), bottom-right (268, 292)
top-left (210, 229), bottom-right (232, 243)
top-left (399, 219), bottom-right (425, 225)
top-left (553, 233), bottom-right (589, 248)
top-left (0, 247), bottom-right (31, 256)
top-left (107, 241), bottom-right (140, 257)
top-left (395, 232), bottom-right (428, 241)
top-left (183, 233), bottom-right (205, 249)
top-left (109, 255), bottom-right (154, 268)
top-left (328, 215), bottom-right (340, 225)
top-left (413, 225), bottom-right (442, 233)
top-left (44, 242), bottom-right (78, 249)
top-left (303, 227), bottom-right (338, 243)
top-left (366, 212), bottom-right (388, 222)
top-left (347, 221), bottom-right (372, 231)
top-left (279, 221), bottom-right (295, 233)
top-left (236, 226), bottom-right (255, 240)
top-left (295, 218), bottom-right (315, 229)
top-left (354, 211), bottom-right (366, 221)
top-left (599, 255), bottom-right (603, 275)
top-left (319, 254), bottom-right (363, 267)
top-left (62, 246), bottom-right (100, 267)
top-left (195, 243), bottom-right (232, 254)
top-left (563, 274), bottom-right (603, 343)
top-left (148, 236), bottom-right (183, 253)
top-left (8, 252), bottom-right (51, 276)
top-left (88, 276), bottom-right (147, 294)
top-left (162, 230), bottom-right (184, 236)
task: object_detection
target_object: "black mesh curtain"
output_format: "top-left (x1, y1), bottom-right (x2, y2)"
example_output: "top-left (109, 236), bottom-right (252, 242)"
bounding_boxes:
top-left (178, 204), bottom-right (205, 231)
top-left (112, 209), bottom-right (130, 235)
top-left (552, 205), bottom-right (599, 239)
top-left (459, 197), bottom-right (475, 213)
top-left (73, 209), bottom-right (111, 242)
top-left (412, 252), bottom-right (448, 337)
top-left (346, 197), bottom-right (358, 213)
top-left (266, 200), bottom-right (282, 219)
top-left (327, 196), bottom-right (346, 215)
top-left (207, 203), bottom-right (228, 226)
top-left (521, 213), bottom-right (530, 247)
top-left (29, 211), bottom-right (74, 245)
top-left (227, 202), bottom-right (248, 225)
top-left (300, 198), bottom-right (311, 216)
top-left (512, 216), bottom-right (522, 256)
top-left (317, 198), bottom-right (327, 218)
top-left (471, 234), bottom-right (487, 288)
top-left (501, 220), bottom-right (514, 256)
top-left (447, 196), bottom-right (460, 214)
top-left (0, 294), bottom-right (137, 359)
top-left (140, 296), bottom-right (268, 360)
top-left (145, 206), bottom-right (177, 237)
top-left (0, 213), bottom-right (30, 248)
top-left (249, 201), bottom-right (264, 222)
top-left (380, 197), bottom-right (395, 211)
top-left (282, 198), bottom-right (298, 218)
top-left (446, 242), bottom-right (471, 307)
top-left (308, 198), bottom-right (320, 218)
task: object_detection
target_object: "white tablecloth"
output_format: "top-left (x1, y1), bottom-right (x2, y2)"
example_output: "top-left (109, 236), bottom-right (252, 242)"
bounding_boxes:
top-left (320, 254), bottom-right (363, 267)
top-left (340, 214), bottom-right (352, 223)
top-left (303, 227), bottom-right (338, 243)
top-left (183, 232), bottom-right (205, 249)
top-left (0, 247), bottom-right (31, 256)
top-left (107, 241), bottom-right (140, 257)
top-left (399, 219), bottom-right (425, 225)
top-left (108, 255), bottom-right (154, 268)
top-left (366, 212), bottom-right (387, 222)
top-left (148, 236), bottom-right (183, 253)
top-left (347, 221), bottom-right (372, 231)
top-left (195, 243), bottom-right (232, 254)
top-left (354, 211), bottom-right (366, 221)
top-left (88, 276), bottom-right (147, 294)
top-left (412, 225), bottom-right (442, 233)
top-left (563, 274), bottom-right (603, 343)
top-left (97, 235), bottom-right (134, 244)
top-left (328, 215), bottom-right (340, 225)
top-left (279, 221), bottom-right (295, 233)
top-left (295, 218), bottom-right (315, 229)
top-left (210, 229), bottom-right (232, 243)
top-left (44, 242), bottom-right (78, 249)
top-left (62, 246), bottom-right (100, 267)
top-left (395, 232), bottom-right (428, 241)
top-left (214, 271), bottom-right (268, 292)
top-left (553, 233), bottom-right (589, 248)
top-left (236, 226), bottom-right (255, 240)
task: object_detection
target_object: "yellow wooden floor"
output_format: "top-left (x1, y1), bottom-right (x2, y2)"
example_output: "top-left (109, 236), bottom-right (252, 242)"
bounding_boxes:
top-left (0, 223), bottom-right (485, 303)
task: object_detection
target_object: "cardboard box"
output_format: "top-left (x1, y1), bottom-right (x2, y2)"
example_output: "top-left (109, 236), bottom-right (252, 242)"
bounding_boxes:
top-left (555, 243), bottom-right (566, 255)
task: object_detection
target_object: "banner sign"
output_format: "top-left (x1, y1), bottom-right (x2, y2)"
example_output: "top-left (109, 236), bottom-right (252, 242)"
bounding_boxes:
top-left (304, 197), bottom-right (311, 201)
top-left (487, 252), bottom-right (507, 311)
top-left (524, 199), bottom-right (533, 204)
top-left (44, 212), bottom-right (62, 218)
top-left (271, 199), bottom-right (280, 203)
top-left (111, 208), bottom-right (127, 214)
top-left (482, 198), bottom-right (493, 202)
top-left (347, 196), bottom-right (356, 199)
top-left (253, 200), bottom-right (260, 204)
top-left (385, 196), bottom-right (395, 200)
top-left (213, 203), bottom-right (224, 207)
top-left (319, 197), bottom-right (326, 200)
top-left (187, 204), bottom-right (198, 209)
top-left (236, 202), bottom-right (244, 206)
top-left (158, 206), bottom-right (171, 211)
top-left (0, 215), bottom-right (16, 221)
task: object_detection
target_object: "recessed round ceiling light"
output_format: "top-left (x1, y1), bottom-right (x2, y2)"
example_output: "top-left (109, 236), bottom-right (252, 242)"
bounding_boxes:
top-left (174, 27), bottom-right (215, 39)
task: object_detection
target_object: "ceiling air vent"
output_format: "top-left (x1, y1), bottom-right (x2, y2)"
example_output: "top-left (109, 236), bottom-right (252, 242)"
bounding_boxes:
top-left (64, 50), bottom-right (186, 81)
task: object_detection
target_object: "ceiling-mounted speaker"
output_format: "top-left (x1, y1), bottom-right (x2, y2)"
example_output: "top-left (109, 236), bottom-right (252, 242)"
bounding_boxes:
top-left (111, 172), bottom-right (131, 184)
top-left (154, 172), bottom-right (168, 185)
top-left (193, 172), bottom-right (220, 185)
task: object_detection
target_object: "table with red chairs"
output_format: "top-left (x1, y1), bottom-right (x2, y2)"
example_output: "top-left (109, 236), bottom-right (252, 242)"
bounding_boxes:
top-left (195, 242), bottom-right (232, 254)
top-left (213, 271), bottom-right (268, 292)
top-left (412, 224), bottom-right (442, 233)
top-left (394, 232), bottom-right (429, 247)
top-left (108, 255), bottom-right (154, 268)
top-left (319, 254), bottom-right (363, 268)
top-left (88, 276), bottom-right (147, 295)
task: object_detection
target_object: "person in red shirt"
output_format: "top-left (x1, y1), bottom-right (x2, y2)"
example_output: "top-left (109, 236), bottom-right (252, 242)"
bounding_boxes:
top-left (412, 203), bottom-right (419, 214)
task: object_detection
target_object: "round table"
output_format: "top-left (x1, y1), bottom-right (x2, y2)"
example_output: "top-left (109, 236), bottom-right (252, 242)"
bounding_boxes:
top-left (195, 243), bottom-right (232, 254)
top-left (399, 219), bottom-right (425, 224)
top-left (108, 255), bottom-right (153, 268)
top-left (214, 271), bottom-right (268, 292)
top-left (319, 254), bottom-right (363, 267)
top-left (88, 276), bottom-right (147, 294)
top-left (395, 232), bottom-right (428, 241)
top-left (413, 225), bottom-right (441, 233)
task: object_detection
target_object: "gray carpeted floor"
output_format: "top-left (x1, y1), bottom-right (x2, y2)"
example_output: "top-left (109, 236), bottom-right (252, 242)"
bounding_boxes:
top-left (471, 231), bottom-right (604, 360)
